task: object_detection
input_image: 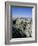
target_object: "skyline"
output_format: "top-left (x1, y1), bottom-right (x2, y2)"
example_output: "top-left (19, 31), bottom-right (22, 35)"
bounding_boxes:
top-left (11, 6), bottom-right (32, 18)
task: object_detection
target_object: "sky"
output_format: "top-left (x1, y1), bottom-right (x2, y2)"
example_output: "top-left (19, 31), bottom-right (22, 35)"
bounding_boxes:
top-left (11, 6), bottom-right (32, 18)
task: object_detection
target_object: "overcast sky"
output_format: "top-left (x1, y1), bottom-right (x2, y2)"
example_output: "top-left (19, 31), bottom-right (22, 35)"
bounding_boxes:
top-left (11, 6), bottom-right (32, 18)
